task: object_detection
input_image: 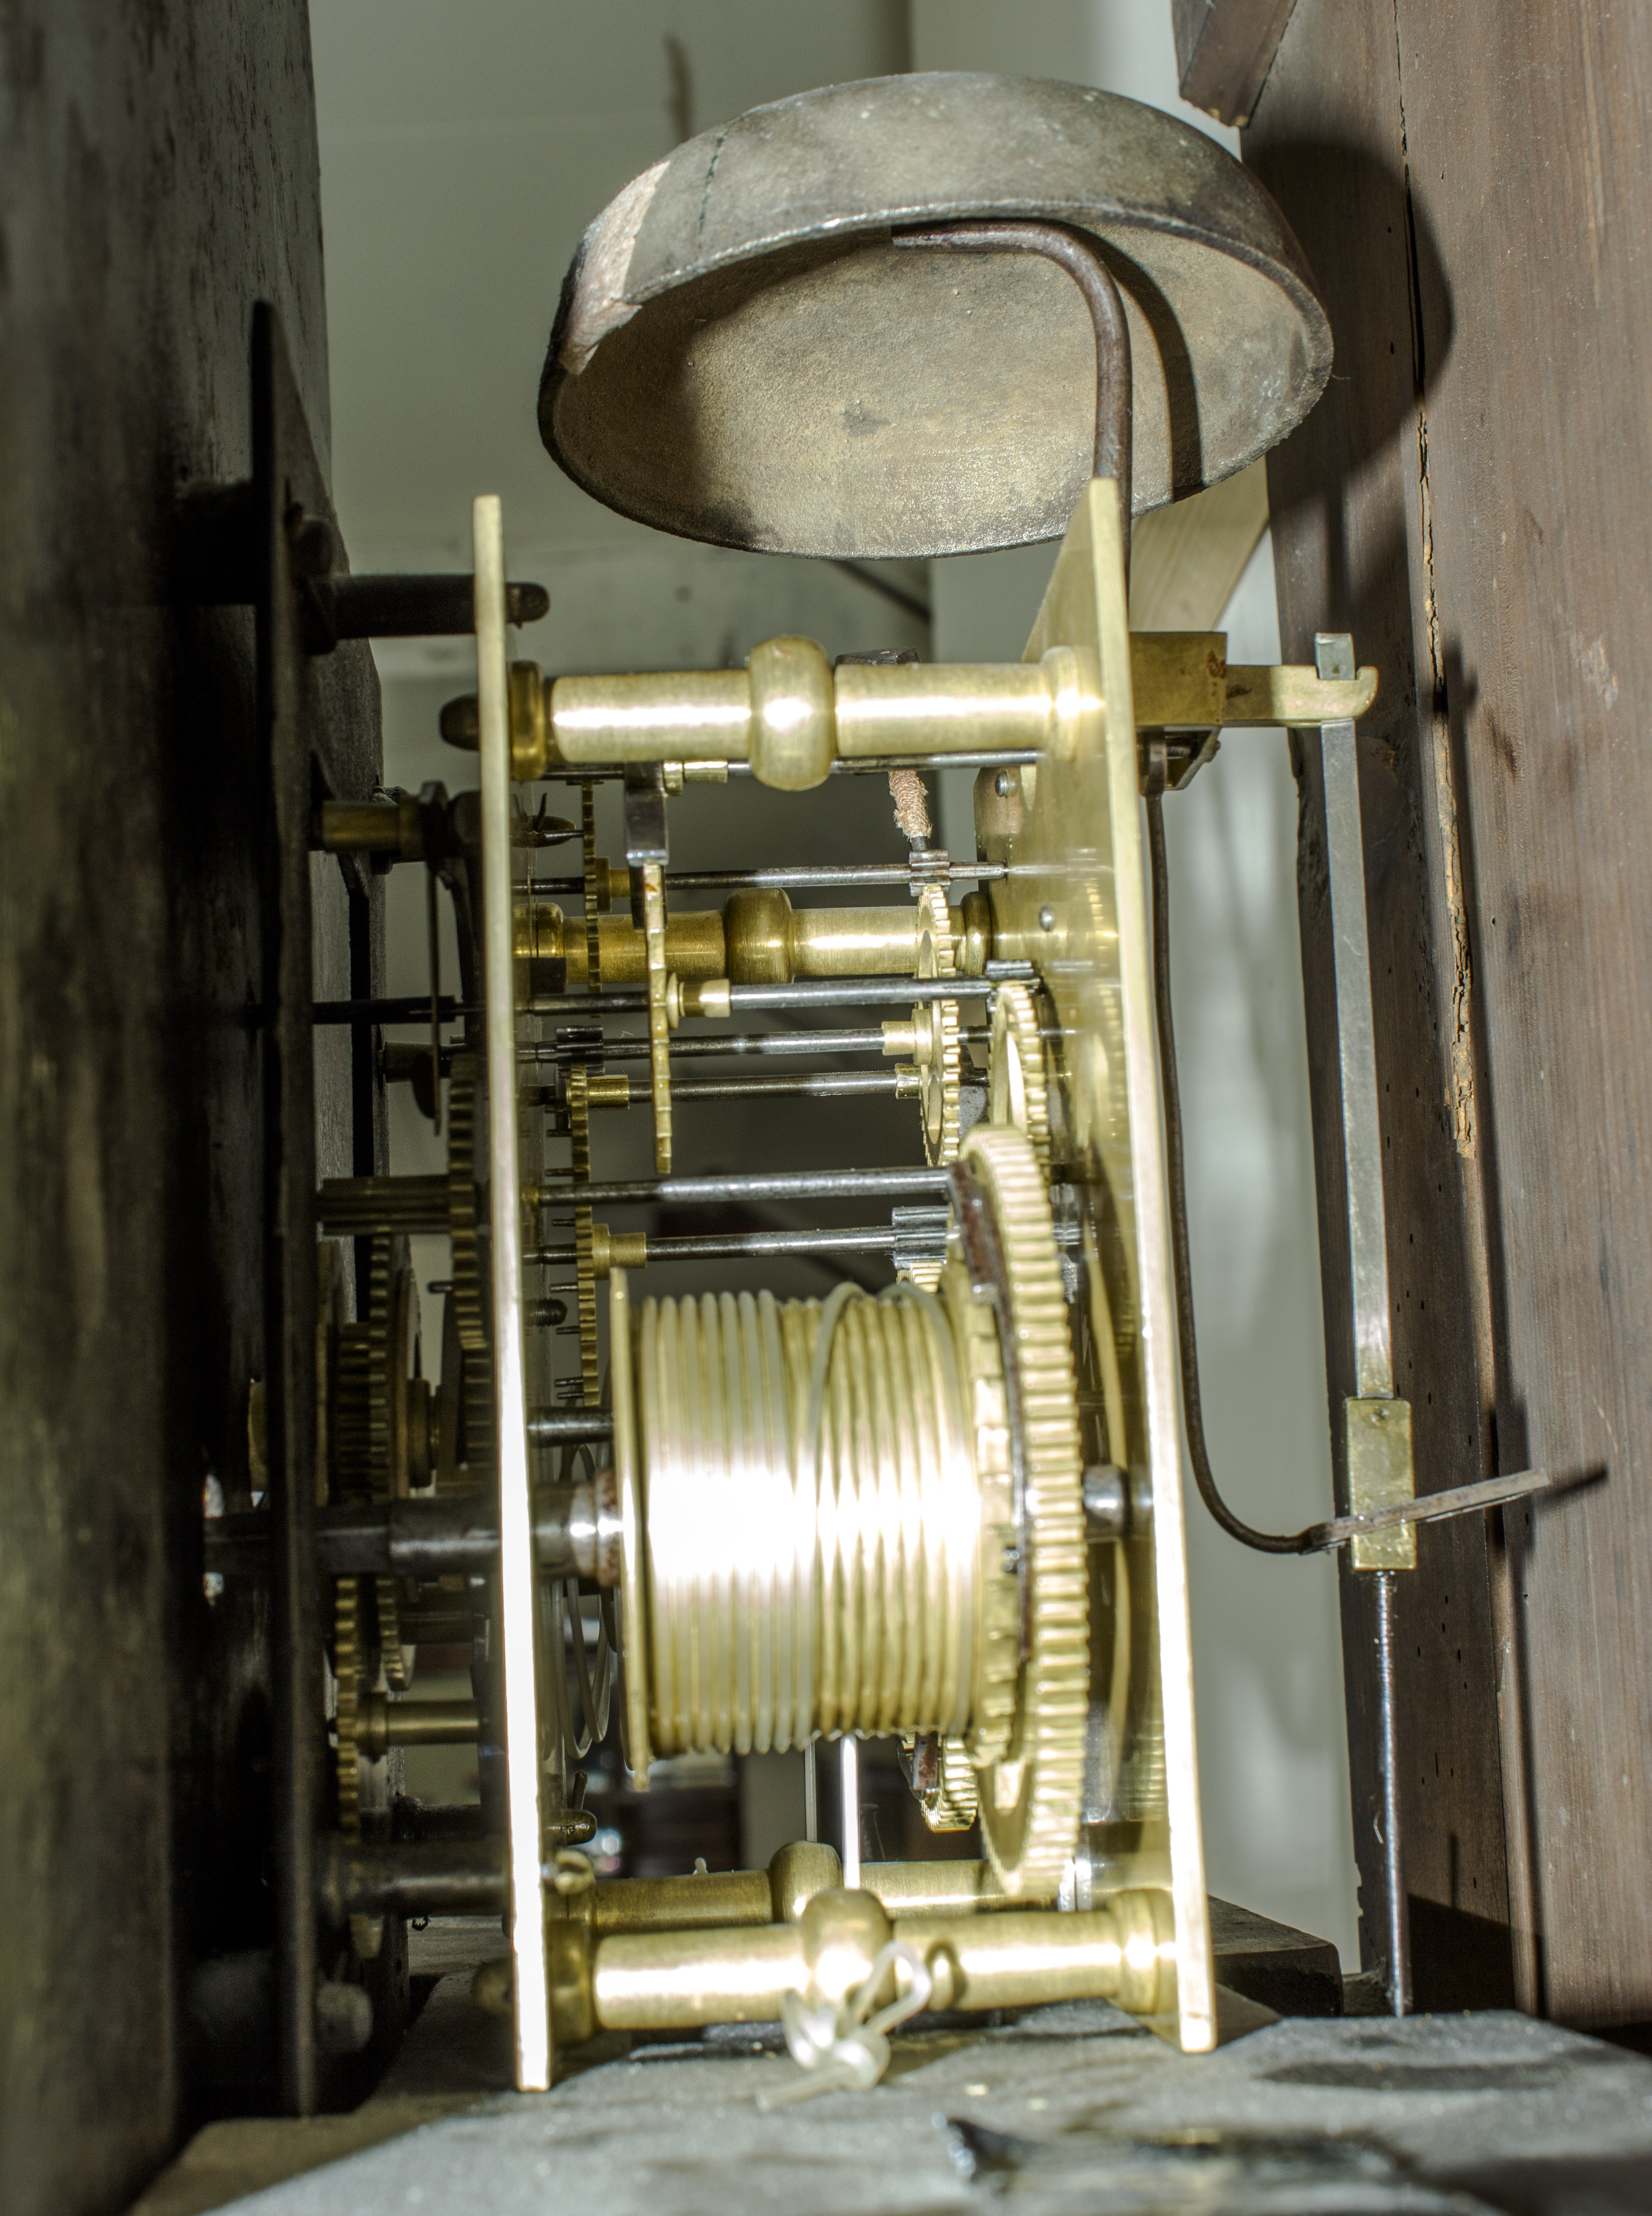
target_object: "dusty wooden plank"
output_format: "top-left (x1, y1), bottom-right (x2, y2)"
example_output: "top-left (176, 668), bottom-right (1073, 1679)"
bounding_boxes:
top-left (1242, 0), bottom-right (1516, 2008)
top-left (1174, 0), bottom-right (1301, 129)
top-left (1386, 0), bottom-right (1652, 2031)
top-left (0, 6), bottom-right (349, 2211)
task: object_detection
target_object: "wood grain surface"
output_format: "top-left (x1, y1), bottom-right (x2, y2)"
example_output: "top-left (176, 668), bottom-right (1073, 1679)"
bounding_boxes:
top-left (0, 8), bottom-right (367, 2212)
top-left (1247, 0), bottom-right (1652, 2028)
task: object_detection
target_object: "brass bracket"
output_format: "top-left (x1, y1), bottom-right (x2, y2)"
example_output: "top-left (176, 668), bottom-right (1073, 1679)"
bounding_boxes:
top-left (1129, 630), bottom-right (1379, 734)
top-left (1344, 1397), bottom-right (1416, 1572)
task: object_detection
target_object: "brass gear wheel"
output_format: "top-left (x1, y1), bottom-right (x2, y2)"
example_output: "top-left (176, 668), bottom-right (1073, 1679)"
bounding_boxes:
top-left (445, 1053), bottom-right (495, 1475)
top-left (580, 778), bottom-right (602, 997)
top-left (332, 1574), bottom-right (363, 1839)
top-left (945, 1255), bottom-right (1019, 1764)
top-left (988, 982), bottom-right (1052, 1171)
top-left (332, 1236), bottom-right (424, 1690)
top-left (446, 1054), bottom-right (487, 1355)
top-left (912, 883), bottom-right (961, 1166)
top-left (567, 1066), bottom-right (601, 1408)
top-left (958, 1121), bottom-right (1088, 1899)
top-left (908, 1733), bottom-right (982, 1833)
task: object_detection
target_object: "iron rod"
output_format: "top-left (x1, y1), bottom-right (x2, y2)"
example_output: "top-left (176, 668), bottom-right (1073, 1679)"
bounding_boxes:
top-left (726, 977), bottom-right (994, 1011)
top-left (1374, 1570), bottom-right (1411, 2015)
top-left (530, 990), bottom-right (648, 1015)
top-left (529, 862), bottom-right (1005, 897)
top-left (540, 753), bottom-right (1039, 783)
top-left (732, 751), bottom-right (1040, 776)
top-left (529, 1225), bottom-right (898, 1267)
top-left (671, 1072), bottom-right (900, 1101)
top-left (206, 1480), bottom-right (611, 1577)
top-left (894, 218), bottom-right (1133, 572)
top-left (313, 994), bottom-right (471, 1026)
top-left (519, 1027), bottom-right (989, 1066)
top-left (527, 1409), bottom-right (616, 1446)
top-left (533, 1166), bottom-right (950, 1208)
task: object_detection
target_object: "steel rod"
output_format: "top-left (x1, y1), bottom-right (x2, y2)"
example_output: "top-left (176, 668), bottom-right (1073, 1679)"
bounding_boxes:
top-left (529, 862), bottom-right (1005, 896)
top-left (313, 994), bottom-right (472, 1026)
top-left (533, 1166), bottom-right (950, 1208)
top-left (519, 1027), bottom-right (989, 1066)
top-left (527, 1409), bottom-right (616, 1446)
top-left (530, 990), bottom-right (648, 1015)
top-left (841, 1737), bottom-right (862, 1890)
top-left (1307, 1465), bottom-right (1553, 1553)
top-left (731, 751), bottom-right (1040, 776)
top-left (1374, 1570), bottom-right (1411, 2015)
top-left (540, 753), bottom-right (1039, 783)
top-left (726, 977), bottom-right (993, 1011)
top-left (530, 1225), bottom-right (898, 1267)
top-left (206, 1480), bottom-right (614, 1578)
top-left (671, 1072), bottom-right (900, 1101)
top-left (894, 218), bottom-right (1133, 572)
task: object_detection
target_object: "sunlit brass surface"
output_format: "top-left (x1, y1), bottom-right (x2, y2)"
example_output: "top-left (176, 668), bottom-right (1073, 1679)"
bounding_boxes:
top-left (354, 1696), bottom-right (479, 1759)
top-left (620, 1121), bottom-right (1083, 1900)
top-left (747, 634), bottom-right (835, 789)
top-left (541, 1845), bottom-right (1034, 1944)
top-left (478, 640), bottom-right (1378, 786)
top-left (540, 656), bottom-right (1068, 786)
top-left (1129, 632), bottom-right (1229, 729)
top-left (473, 483), bottom-right (1369, 2064)
top-left (316, 794), bottom-right (423, 858)
top-left (788, 901), bottom-right (930, 979)
top-left (610, 1271), bottom-right (652, 1787)
top-left (550, 1843), bottom-right (841, 1937)
top-left (507, 1884), bottom-right (1177, 2047)
top-left (549, 895), bottom-right (939, 989)
top-left (637, 1280), bottom-right (982, 1755)
top-left (1004, 479), bottom-right (1215, 2051)
top-left (861, 1858), bottom-right (1008, 1915)
top-left (769, 1841), bottom-right (844, 1923)
top-left (1345, 1396), bottom-right (1417, 1572)
top-left (586, 1222), bottom-right (647, 1280)
top-left (1221, 659), bottom-right (1377, 726)
top-left (571, 1867), bottom-right (774, 1937)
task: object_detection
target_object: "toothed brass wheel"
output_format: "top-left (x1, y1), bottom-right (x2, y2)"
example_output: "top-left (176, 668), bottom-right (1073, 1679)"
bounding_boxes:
top-left (955, 1122), bottom-right (1088, 1898)
top-left (907, 1733), bottom-right (982, 1832)
top-left (989, 982), bottom-right (1052, 1171)
top-left (445, 1055), bottom-right (494, 1475)
top-left (331, 1574), bottom-right (363, 1840)
top-left (913, 883), bottom-right (961, 1166)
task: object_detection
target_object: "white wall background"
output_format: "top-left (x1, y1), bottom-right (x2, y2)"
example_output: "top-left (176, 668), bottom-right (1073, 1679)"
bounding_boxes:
top-left (311, 0), bottom-right (1359, 1961)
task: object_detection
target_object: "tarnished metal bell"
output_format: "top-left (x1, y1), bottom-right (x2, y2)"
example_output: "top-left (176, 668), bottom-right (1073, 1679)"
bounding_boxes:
top-left (540, 73), bottom-right (1330, 559)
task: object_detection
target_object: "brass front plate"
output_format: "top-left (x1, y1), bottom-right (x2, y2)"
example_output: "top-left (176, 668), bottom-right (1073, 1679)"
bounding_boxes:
top-left (1006, 479), bottom-right (1217, 2053)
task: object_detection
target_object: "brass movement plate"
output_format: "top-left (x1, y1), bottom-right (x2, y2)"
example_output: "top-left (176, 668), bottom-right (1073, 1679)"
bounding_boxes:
top-left (1004, 479), bottom-right (1217, 2053)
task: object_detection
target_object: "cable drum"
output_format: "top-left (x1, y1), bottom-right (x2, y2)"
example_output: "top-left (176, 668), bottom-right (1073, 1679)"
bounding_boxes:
top-left (635, 1282), bottom-right (983, 1757)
